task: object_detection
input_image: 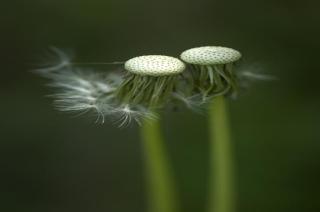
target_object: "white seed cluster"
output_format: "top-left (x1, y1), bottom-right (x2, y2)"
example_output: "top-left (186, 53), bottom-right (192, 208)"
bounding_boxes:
top-left (125, 55), bottom-right (185, 76)
top-left (180, 46), bottom-right (241, 65)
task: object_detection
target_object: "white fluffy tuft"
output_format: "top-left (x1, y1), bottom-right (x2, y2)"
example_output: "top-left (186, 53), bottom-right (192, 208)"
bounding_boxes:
top-left (172, 92), bottom-right (204, 112)
top-left (111, 104), bottom-right (158, 127)
top-left (48, 69), bottom-right (118, 123)
top-left (36, 48), bottom-right (157, 126)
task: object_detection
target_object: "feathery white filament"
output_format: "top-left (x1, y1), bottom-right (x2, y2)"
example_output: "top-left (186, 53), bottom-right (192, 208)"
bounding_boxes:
top-left (48, 69), bottom-right (119, 123)
top-left (172, 92), bottom-right (204, 112)
top-left (112, 105), bottom-right (157, 127)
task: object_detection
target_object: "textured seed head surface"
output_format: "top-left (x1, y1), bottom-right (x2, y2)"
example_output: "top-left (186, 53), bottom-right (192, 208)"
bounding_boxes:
top-left (125, 55), bottom-right (185, 76)
top-left (180, 46), bottom-right (242, 65)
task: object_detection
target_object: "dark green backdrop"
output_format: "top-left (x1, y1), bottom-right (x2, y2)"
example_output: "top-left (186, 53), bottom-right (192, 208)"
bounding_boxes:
top-left (1, 0), bottom-right (319, 211)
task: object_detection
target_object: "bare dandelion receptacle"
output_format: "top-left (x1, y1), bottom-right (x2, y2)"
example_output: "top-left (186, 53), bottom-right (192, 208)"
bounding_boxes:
top-left (180, 46), bottom-right (242, 100)
top-left (116, 55), bottom-right (185, 108)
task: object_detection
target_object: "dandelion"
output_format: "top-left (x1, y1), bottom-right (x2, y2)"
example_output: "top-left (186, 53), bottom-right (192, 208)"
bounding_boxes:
top-left (36, 51), bottom-right (184, 212)
top-left (180, 46), bottom-right (243, 212)
top-left (114, 55), bottom-right (185, 212)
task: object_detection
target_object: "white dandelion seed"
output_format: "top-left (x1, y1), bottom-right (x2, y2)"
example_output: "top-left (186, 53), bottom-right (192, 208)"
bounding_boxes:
top-left (35, 47), bottom-right (73, 76)
top-left (35, 48), bottom-right (126, 124)
top-left (172, 92), bottom-right (204, 112)
top-left (48, 69), bottom-right (120, 123)
top-left (111, 104), bottom-right (157, 127)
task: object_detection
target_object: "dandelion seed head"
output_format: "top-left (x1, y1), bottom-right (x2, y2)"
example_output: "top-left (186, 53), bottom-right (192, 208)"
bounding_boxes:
top-left (125, 55), bottom-right (185, 76)
top-left (180, 46), bottom-right (241, 65)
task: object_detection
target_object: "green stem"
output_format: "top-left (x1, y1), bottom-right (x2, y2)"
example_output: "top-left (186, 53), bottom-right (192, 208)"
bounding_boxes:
top-left (141, 117), bottom-right (178, 212)
top-left (208, 96), bottom-right (235, 212)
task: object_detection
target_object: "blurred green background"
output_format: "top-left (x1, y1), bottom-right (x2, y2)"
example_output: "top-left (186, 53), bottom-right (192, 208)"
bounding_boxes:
top-left (1, 0), bottom-right (320, 211)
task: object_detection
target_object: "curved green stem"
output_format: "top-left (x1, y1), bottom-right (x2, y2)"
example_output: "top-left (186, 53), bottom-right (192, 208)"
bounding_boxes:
top-left (141, 117), bottom-right (178, 212)
top-left (208, 96), bottom-right (235, 212)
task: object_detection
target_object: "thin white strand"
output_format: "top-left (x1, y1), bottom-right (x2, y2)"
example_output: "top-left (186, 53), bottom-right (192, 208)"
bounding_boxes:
top-left (241, 71), bottom-right (278, 81)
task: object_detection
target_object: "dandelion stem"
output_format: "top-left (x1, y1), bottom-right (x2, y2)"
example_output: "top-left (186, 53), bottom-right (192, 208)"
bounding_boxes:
top-left (141, 117), bottom-right (178, 212)
top-left (208, 96), bottom-right (235, 212)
